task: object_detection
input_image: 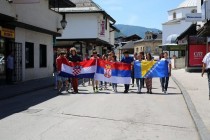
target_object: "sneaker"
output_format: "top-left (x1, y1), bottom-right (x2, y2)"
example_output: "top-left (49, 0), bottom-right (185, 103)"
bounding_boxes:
top-left (124, 90), bottom-right (128, 93)
top-left (165, 91), bottom-right (168, 94)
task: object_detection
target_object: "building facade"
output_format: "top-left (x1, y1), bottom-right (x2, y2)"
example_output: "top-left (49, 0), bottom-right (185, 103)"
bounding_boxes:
top-left (0, 0), bottom-right (75, 83)
top-left (162, 0), bottom-right (197, 58)
top-left (56, 0), bottom-right (117, 58)
top-left (134, 31), bottom-right (162, 56)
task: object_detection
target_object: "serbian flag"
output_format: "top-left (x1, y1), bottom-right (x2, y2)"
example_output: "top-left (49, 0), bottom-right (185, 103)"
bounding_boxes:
top-left (134, 60), bottom-right (169, 78)
top-left (59, 59), bottom-right (96, 78)
top-left (95, 59), bottom-right (131, 84)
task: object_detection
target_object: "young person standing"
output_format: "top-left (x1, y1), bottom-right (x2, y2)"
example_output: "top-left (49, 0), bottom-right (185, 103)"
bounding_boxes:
top-left (121, 50), bottom-right (134, 93)
top-left (90, 50), bottom-right (99, 93)
top-left (145, 53), bottom-right (153, 94)
top-left (68, 47), bottom-right (82, 93)
top-left (160, 52), bottom-right (171, 94)
top-left (56, 50), bottom-right (70, 94)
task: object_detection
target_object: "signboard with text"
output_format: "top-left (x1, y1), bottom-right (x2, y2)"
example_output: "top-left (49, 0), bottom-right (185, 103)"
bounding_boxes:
top-left (185, 13), bottom-right (203, 22)
top-left (189, 44), bottom-right (206, 67)
top-left (99, 20), bottom-right (105, 36)
top-left (0, 28), bottom-right (15, 39)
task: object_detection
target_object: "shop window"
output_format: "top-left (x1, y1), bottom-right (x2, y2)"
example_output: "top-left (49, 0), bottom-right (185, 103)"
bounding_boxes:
top-left (191, 9), bottom-right (197, 13)
top-left (40, 44), bottom-right (47, 67)
top-left (25, 42), bottom-right (34, 68)
top-left (173, 12), bottom-right (176, 20)
top-left (136, 48), bottom-right (139, 53)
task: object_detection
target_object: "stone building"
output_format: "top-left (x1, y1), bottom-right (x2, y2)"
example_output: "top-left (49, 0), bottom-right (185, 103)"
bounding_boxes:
top-left (134, 31), bottom-right (162, 56)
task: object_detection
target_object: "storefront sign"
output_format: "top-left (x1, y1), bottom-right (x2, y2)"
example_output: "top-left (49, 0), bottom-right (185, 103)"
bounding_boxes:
top-left (0, 28), bottom-right (15, 39)
top-left (185, 13), bottom-right (203, 22)
top-left (189, 45), bottom-right (206, 67)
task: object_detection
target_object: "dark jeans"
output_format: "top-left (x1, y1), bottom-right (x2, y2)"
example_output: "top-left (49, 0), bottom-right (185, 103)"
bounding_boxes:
top-left (6, 68), bottom-right (13, 84)
top-left (136, 78), bottom-right (143, 89)
top-left (124, 84), bottom-right (130, 91)
top-left (161, 77), bottom-right (169, 91)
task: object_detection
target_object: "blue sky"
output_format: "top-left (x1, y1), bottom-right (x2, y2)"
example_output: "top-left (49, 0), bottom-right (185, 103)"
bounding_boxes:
top-left (93, 0), bottom-right (184, 30)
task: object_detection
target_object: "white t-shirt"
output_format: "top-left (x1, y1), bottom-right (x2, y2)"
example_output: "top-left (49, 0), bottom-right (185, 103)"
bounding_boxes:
top-left (202, 52), bottom-right (210, 69)
top-left (161, 58), bottom-right (171, 72)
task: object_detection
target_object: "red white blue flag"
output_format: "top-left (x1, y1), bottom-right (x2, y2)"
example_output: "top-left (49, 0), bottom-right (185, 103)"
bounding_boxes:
top-left (95, 59), bottom-right (131, 84)
top-left (60, 59), bottom-right (96, 78)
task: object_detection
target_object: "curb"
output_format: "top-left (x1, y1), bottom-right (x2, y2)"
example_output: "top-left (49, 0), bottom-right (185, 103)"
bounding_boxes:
top-left (172, 76), bottom-right (210, 140)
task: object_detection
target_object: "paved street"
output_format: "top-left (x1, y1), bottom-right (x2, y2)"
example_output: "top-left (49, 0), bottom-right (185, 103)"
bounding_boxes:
top-left (172, 69), bottom-right (210, 134)
top-left (0, 78), bottom-right (199, 140)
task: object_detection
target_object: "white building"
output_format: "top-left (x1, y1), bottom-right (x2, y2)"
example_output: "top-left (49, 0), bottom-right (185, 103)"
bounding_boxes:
top-left (162, 0), bottom-right (197, 45)
top-left (0, 0), bottom-right (75, 83)
top-left (56, 0), bottom-right (117, 57)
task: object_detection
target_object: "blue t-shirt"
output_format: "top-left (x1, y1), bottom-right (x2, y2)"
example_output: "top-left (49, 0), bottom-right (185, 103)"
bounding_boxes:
top-left (121, 56), bottom-right (134, 64)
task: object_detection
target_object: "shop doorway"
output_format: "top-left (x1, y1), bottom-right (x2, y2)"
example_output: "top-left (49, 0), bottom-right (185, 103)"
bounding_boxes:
top-left (0, 39), bottom-right (22, 84)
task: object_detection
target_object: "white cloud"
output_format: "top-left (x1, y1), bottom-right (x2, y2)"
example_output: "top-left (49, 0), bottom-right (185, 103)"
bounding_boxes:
top-left (100, 0), bottom-right (123, 11)
top-left (126, 15), bottom-right (140, 25)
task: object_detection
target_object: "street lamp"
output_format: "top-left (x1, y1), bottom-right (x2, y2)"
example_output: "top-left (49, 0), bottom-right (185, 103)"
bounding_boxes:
top-left (57, 14), bottom-right (67, 32)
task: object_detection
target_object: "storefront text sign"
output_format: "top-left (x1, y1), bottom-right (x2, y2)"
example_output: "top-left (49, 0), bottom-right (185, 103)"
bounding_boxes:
top-left (0, 28), bottom-right (15, 39)
top-left (99, 20), bottom-right (105, 36)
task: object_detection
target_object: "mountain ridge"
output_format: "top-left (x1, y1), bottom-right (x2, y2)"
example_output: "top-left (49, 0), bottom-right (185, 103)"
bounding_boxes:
top-left (115, 24), bottom-right (161, 38)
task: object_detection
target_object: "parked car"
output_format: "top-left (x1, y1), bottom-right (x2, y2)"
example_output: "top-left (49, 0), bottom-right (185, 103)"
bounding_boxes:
top-left (0, 55), bottom-right (5, 65)
top-left (0, 55), bottom-right (5, 74)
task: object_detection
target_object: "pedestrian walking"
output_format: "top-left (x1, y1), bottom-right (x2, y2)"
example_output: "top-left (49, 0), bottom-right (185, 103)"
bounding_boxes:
top-left (111, 55), bottom-right (118, 92)
top-left (201, 52), bottom-right (210, 100)
top-left (145, 53), bottom-right (153, 94)
top-left (90, 50), bottom-right (99, 93)
top-left (140, 51), bottom-right (145, 88)
top-left (135, 53), bottom-right (143, 93)
top-left (160, 52), bottom-right (171, 94)
top-left (121, 50), bottom-right (134, 93)
top-left (82, 53), bottom-right (91, 86)
top-left (132, 52), bottom-right (138, 87)
top-left (56, 50), bottom-right (70, 94)
top-left (100, 54), bottom-right (108, 90)
top-left (159, 52), bottom-right (164, 87)
top-left (68, 47), bottom-right (82, 93)
top-left (6, 51), bottom-right (14, 84)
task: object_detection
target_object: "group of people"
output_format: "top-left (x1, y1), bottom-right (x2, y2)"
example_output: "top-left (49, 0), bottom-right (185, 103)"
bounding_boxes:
top-left (54, 48), bottom-right (171, 95)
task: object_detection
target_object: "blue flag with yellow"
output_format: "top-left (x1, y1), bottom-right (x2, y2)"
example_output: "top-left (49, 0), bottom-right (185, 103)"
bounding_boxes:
top-left (134, 60), bottom-right (169, 78)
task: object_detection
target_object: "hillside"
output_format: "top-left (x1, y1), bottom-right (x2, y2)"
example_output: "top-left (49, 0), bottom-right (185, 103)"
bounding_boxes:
top-left (115, 24), bottom-right (161, 38)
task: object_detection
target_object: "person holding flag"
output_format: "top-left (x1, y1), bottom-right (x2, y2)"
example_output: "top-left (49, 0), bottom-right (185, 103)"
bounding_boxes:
top-left (145, 53), bottom-right (153, 94)
top-left (121, 50), bottom-right (134, 93)
top-left (160, 52), bottom-right (171, 94)
top-left (135, 53), bottom-right (144, 93)
top-left (90, 50), bottom-right (99, 93)
top-left (56, 50), bottom-right (70, 94)
top-left (68, 47), bottom-right (82, 93)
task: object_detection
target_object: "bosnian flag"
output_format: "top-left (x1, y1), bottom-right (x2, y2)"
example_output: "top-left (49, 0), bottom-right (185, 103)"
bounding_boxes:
top-left (59, 59), bottom-right (96, 78)
top-left (95, 59), bottom-right (131, 84)
top-left (134, 60), bottom-right (169, 78)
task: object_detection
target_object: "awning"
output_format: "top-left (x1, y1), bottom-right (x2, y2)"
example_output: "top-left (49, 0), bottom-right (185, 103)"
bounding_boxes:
top-left (56, 38), bottom-right (113, 47)
top-left (177, 24), bottom-right (197, 40)
top-left (197, 22), bottom-right (210, 37)
top-left (49, 0), bottom-right (75, 8)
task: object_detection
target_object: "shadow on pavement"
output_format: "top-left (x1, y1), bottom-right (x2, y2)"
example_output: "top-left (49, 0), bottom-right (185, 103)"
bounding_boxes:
top-left (0, 88), bottom-right (58, 120)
